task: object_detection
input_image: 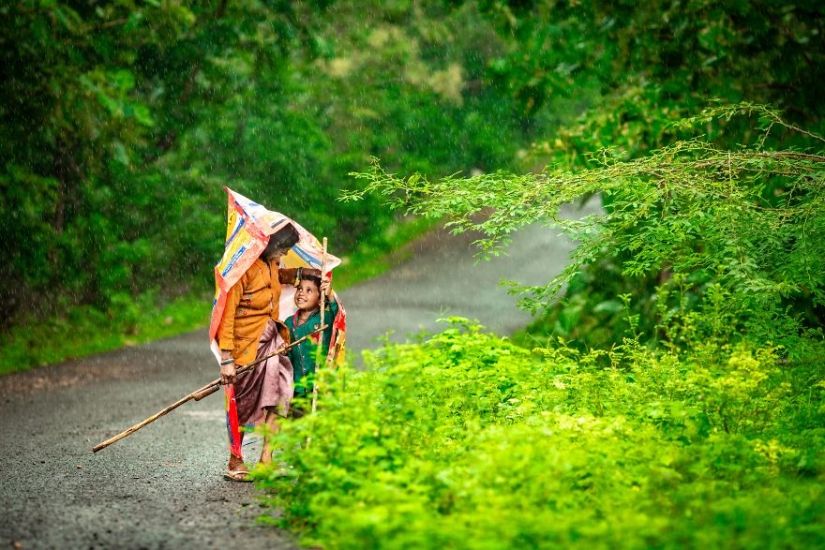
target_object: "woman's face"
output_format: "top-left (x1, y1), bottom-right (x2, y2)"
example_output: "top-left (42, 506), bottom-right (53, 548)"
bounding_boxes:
top-left (264, 246), bottom-right (289, 264)
top-left (294, 280), bottom-right (321, 312)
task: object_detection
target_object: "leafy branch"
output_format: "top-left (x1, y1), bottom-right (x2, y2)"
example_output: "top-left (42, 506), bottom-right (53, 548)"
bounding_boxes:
top-left (346, 104), bottom-right (825, 338)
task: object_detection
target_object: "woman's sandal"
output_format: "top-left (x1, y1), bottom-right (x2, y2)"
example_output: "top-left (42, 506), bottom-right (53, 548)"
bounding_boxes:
top-left (224, 469), bottom-right (252, 482)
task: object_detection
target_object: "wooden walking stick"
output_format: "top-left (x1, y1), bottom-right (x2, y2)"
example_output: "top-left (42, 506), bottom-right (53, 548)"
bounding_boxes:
top-left (311, 237), bottom-right (328, 415)
top-left (92, 327), bottom-right (325, 453)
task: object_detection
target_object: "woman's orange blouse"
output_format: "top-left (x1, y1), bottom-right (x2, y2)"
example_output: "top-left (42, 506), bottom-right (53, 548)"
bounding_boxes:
top-left (217, 259), bottom-right (295, 365)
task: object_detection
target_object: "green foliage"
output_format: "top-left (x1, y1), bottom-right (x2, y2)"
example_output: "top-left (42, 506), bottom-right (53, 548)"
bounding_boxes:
top-left (4, 0), bottom-right (825, 367)
top-left (255, 319), bottom-right (825, 549)
top-left (478, 0), bottom-right (825, 135)
top-left (471, 0), bottom-right (825, 354)
top-left (0, 0), bottom-right (255, 321)
top-left (248, 3), bottom-right (825, 545)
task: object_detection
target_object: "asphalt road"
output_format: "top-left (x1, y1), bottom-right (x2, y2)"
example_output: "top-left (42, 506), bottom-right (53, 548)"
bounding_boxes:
top-left (0, 199), bottom-right (599, 549)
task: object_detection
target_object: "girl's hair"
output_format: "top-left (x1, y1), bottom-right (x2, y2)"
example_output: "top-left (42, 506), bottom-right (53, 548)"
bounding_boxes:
top-left (298, 271), bottom-right (322, 290)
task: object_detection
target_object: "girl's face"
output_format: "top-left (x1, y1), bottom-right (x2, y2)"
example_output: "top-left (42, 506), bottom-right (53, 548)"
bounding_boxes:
top-left (294, 279), bottom-right (321, 312)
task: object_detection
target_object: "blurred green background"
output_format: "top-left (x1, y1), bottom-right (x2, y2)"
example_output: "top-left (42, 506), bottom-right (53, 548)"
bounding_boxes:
top-left (2, 0), bottom-right (823, 370)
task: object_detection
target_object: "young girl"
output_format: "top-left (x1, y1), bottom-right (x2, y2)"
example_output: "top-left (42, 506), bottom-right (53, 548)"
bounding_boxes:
top-left (285, 270), bottom-right (339, 414)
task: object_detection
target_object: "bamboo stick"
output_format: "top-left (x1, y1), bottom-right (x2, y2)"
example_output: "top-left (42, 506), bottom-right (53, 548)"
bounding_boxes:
top-left (311, 237), bottom-right (328, 415)
top-left (92, 327), bottom-right (325, 453)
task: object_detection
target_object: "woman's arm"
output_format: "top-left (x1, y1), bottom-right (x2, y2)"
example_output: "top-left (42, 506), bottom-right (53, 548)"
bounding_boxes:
top-left (278, 267), bottom-right (323, 285)
top-left (278, 267), bottom-right (298, 285)
top-left (217, 278), bottom-right (244, 383)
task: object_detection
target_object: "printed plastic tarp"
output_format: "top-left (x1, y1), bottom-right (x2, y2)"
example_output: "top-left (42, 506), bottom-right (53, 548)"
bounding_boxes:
top-left (209, 187), bottom-right (345, 362)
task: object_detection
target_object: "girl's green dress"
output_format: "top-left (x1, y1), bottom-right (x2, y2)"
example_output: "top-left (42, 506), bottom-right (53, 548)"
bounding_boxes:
top-left (285, 297), bottom-right (339, 397)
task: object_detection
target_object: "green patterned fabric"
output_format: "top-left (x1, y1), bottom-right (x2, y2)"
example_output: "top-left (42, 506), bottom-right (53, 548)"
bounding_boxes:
top-left (285, 298), bottom-right (339, 397)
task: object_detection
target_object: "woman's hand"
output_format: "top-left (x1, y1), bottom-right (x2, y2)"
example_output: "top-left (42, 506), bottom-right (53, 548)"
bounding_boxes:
top-left (220, 351), bottom-right (237, 385)
top-left (221, 362), bottom-right (237, 385)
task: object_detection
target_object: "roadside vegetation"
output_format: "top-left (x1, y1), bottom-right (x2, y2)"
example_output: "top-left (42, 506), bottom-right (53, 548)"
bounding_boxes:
top-left (258, 315), bottom-right (824, 549)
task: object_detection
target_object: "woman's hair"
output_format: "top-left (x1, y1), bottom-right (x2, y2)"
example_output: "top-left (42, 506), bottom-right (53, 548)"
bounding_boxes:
top-left (263, 223), bottom-right (299, 257)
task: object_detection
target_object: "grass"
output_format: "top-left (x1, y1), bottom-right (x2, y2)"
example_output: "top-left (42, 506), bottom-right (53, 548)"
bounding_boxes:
top-left (0, 215), bottom-right (439, 376)
top-left (0, 295), bottom-right (214, 376)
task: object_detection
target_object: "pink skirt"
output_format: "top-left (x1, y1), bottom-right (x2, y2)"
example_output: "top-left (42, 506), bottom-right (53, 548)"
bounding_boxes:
top-left (234, 320), bottom-right (293, 425)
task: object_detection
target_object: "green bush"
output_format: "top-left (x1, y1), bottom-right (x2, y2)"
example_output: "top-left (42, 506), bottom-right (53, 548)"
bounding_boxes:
top-left (254, 318), bottom-right (825, 549)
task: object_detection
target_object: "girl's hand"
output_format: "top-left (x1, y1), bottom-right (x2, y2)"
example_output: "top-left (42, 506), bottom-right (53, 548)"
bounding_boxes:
top-left (321, 275), bottom-right (333, 298)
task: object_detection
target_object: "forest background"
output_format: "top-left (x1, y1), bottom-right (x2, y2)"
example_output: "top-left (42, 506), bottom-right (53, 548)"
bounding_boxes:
top-left (2, 1), bottom-right (825, 548)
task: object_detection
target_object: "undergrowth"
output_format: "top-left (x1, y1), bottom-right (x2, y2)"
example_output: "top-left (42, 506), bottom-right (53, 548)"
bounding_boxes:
top-left (254, 317), bottom-right (825, 549)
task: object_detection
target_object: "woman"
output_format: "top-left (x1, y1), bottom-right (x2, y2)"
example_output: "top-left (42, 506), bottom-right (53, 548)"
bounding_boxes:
top-left (216, 223), bottom-right (320, 481)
